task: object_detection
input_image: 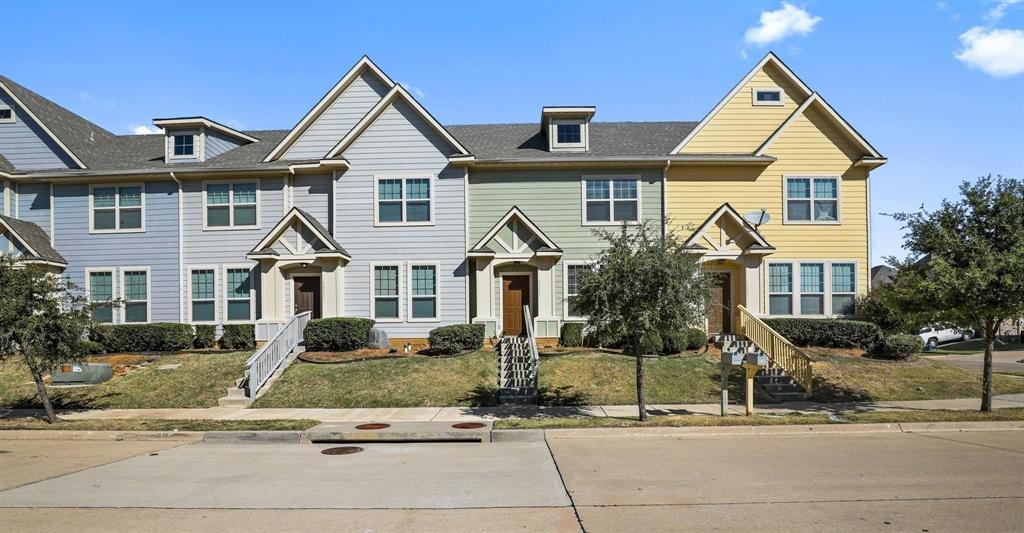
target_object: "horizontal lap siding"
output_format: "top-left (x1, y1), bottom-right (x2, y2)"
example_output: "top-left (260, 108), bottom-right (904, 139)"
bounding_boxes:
top-left (0, 93), bottom-right (74, 170)
top-left (292, 174), bottom-right (331, 227)
top-left (205, 131), bottom-right (242, 159)
top-left (284, 71), bottom-right (391, 160)
top-left (337, 100), bottom-right (466, 337)
top-left (55, 181), bottom-right (180, 322)
top-left (16, 182), bottom-right (50, 233)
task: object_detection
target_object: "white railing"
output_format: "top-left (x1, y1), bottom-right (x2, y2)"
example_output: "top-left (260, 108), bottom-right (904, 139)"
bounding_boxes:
top-left (245, 311), bottom-right (311, 398)
top-left (523, 305), bottom-right (539, 369)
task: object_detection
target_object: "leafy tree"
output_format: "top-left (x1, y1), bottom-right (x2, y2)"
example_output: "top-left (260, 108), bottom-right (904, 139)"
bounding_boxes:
top-left (887, 176), bottom-right (1024, 411)
top-left (0, 256), bottom-right (95, 423)
top-left (855, 286), bottom-right (919, 334)
top-left (574, 221), bottom-right (711, 420)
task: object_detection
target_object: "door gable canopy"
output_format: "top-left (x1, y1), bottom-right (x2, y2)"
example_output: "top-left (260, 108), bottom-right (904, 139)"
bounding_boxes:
top-left (684, 203), bottom-right (774, 256)
top-left (248, 207), bottom-right (350, 261)
top-left (470, 206), bottom-right (562, 258)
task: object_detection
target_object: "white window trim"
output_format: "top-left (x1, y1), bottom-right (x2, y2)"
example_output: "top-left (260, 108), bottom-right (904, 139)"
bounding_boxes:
top-left (581, 176), bottom-right (642, 226)
top-left (169, 131), bottom-right (199, 160)
top-left (562, 260), bottom-right (594, 321)
top-left (187, 265), bottom-right (220, 325)
top-left (798, 263), bottom-right (827, 316)
top-left (765, 260), bottom-right (860, 318)
top-left (407, 261), bottom-right (441, 323)
top-left (119, 266), bottom-right (151, 324)
top-left (85, 267), bottom-right (117, 324)
top-left (0, 104), bottom-right (14, 124)
top-left (373, 175), bottom-right (436, 227)
top-left (222, 264), bottom-right (256, 324)
top-left (752, 86), bottom-right (785, 106)
top-left (88, 183), bottom-right (146, 234)
top-left (549, 119), bottom-right (587, 151)
top-left (767, 263), bottom-right (794, 317)
top-left (202, 180), bottom-right (261, 231)
top-left (370, 261), bottom-right (403, 322)
top-left (782, 175), bottom-right (842, 225)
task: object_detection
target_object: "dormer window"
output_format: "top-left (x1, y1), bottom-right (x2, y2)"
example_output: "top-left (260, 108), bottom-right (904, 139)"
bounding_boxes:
top-left (154, 117), bottom-right (260, 164)
top-left (752, 87), bottom-right (784, 106)
top-left (173, 134), bottom-right (194, 156)
top-left (556, 123), bottom-right (582, 144)
top-left (0, 105), bottom-right (13, 123)
top-left (542, 106), bottom-right (595, 152)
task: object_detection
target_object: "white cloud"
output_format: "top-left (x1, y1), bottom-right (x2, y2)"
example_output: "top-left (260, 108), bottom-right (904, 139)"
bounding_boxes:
top-left (955, 27), bottom-right (1024, 77)
top-left (985, 0), bottom-right (1021, 23)
top-left (399, 81), bottom-right (426, 99)
top-left (744, 2), bottom-right (822, 46)
top-left (935, 1), bottom-right (949, 11)
top-left (131, 125), bottom-right (162, 135)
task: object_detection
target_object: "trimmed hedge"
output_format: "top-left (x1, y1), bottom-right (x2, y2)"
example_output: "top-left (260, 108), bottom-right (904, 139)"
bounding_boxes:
top-left (304, 317), bottom-right (375, 352)
top-left (193, 325), bottom-right (217, 349)
top-left (428, 324), bottom-right (486, 355)
top-left (220, 324), bottom-right (255, 350)
top-left (90, 323), bottom-right (194, 353)
top-left (685, 327), bottom-right (708, 350)
top-left (763, 318), bottom-right (883, 350)
top-left (78, 339), bottom-right (105, 355)
top-left (874, 334), bottom-right (923, 360)
top-left (560, 322), bottom-right (585, 348)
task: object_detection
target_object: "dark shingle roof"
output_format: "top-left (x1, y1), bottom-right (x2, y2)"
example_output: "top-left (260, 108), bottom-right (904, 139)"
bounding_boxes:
top-left (0, 215), bottom-right (66, 264)
top-left (446, 122), bottom-right (698, 160)
top-left (78, 130), bottom-right (293, 172)
top-left (293, 207), bottom-right (349, 257)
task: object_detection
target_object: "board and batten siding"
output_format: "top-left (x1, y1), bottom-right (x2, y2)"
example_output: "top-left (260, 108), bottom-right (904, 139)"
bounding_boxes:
top-left (54, 181), bottom-right (180, 322)
top-left (291, 174), bottom-right (332, 228)
top-left (469, 168), bottom-right (662, 319)
top-left (0, 92), bottom-right (75, 170)
top-left (335, 100), bottom-right (466, 338)
top-left (283, 71), bottom-right (391, 160)
top-left (16, 182), bottom-right (50, 234)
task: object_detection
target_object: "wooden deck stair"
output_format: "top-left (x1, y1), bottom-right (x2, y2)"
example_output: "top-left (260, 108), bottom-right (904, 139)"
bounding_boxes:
top-left (714, 333), bottom-right (810, 402)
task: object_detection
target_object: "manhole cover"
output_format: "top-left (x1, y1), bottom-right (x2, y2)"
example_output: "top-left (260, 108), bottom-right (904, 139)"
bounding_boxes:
top-left (322, 446), bottom-right (364, 455)
top-left (355, 423), bottom-right (390, 430)
top-left (452, 422), bottom-right (486, 429)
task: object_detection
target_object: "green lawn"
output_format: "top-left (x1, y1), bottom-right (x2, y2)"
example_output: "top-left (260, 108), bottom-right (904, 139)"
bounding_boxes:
top-left (0, 352), bottom-right (248, 410)
top-left (928, 339), bottom-right (1024, 355)
top-left (0, 418), bottom-right (318, 431)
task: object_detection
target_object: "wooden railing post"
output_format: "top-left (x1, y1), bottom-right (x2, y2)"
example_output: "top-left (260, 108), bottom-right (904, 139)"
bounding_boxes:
top-left (736, 305), bottom-right (813, 396)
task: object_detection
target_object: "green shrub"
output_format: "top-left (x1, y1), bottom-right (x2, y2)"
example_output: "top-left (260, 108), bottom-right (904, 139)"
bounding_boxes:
top-left (193, 325), bottom-right (217, 349)
top-left (304, 317), bottom-right (375, 352)
top-left (625, 332), bottom-right (662, 356)
top-left (220, 324), bottom-right (255, 350)
top-left (94, 323), bottom-right (194, 353)
top-left (661, 331), bottom-right (687, 354)
top-left (428, 324), bottom-right (486, 355)
top-left (560, 322), bottom-right (585, 348)
top-left (874, 334), bottom-right (923, 360)
top-left (78, 339), bottom-right (105, 355)
top-left (763, 318), bottom-right (883, 350)
top-left (685, 327), bottom-right (708, 350)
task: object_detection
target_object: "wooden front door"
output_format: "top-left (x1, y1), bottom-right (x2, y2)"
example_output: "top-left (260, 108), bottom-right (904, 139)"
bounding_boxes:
top-left (502, 275), bottom-right (531, 336)
top-left (708, 272), bottom-right (732, 334)
top-left (293, 276), bottom-right (322, 319)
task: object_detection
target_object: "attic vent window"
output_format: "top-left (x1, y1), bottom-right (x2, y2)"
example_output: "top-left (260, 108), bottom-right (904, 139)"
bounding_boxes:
top-left (753, 87), bottom-right (784, 106)
top-left (173, 134), bottom-right (194, 156)
top-left (0, 105), bottom-right (13, 123)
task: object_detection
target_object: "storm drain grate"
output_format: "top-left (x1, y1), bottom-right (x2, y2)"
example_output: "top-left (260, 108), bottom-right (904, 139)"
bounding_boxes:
top-left (322, 446), bottom-right (364, 455)
top-left (355, 423), bottom-right (390, 430)
top-left (451, 422), bottom-right (486, 429)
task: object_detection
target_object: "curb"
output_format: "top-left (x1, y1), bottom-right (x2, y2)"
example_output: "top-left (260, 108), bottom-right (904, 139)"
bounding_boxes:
top-left (0, 430), bottom-right (204, 442)
top-left (490, 429), bottom-right (545, 442)
top-left (203, 431), bottom-right (303, 444)
top-left (543, 420), bottom-right (1024, 439)
top-left (898, 421), bottom-right (1024, 433)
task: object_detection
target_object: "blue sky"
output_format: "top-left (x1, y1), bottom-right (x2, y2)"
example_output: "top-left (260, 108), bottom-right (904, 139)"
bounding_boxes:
top-left (5, 0), bottom-right (1022, 265)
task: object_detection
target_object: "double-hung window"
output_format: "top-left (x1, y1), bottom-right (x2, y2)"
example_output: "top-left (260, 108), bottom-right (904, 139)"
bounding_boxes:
top-left (768, 263), bottom-right (793, 315)
top-left (799, 263), bottom-right (825, 315)
top-left (91, 185), bottom-right (143, 232)
top-left (206, 182), bottom-right (258, 228)
top-left (409, 264), bottom-right (438, 320)
top-left (584, 178), bottom-right (639, 224)
top-left (87, 270), bottom-right (115, 323)
top-left (122, 269), bottom-right (149, 323)
top-left (191, 269), bottom-right (216, 322)
top-left (831, 263), bottom-right (857, 315)
top-left (372, 264), bottom-right (401, 320)
top-left (786, 177), bottom-right (839, 222)
top-left (565, 263), bottom-right (592, 319)
top-left (376, 177), bottom-right (432, 225)
top-left (768, 262), bottom-right (857, 316)
top-left (225, 267), bottom-right (252, 321)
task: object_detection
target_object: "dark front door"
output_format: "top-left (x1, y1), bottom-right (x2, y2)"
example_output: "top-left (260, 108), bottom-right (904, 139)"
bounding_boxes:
top-left (294, 276), bottom-right (322, 319)
top-left (502, 275), bottom-right (531, 336)
top-left (708, 272), bottom-right (732, 334)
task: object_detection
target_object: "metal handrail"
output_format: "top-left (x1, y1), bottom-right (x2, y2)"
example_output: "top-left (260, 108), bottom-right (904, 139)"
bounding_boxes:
top-left (245, 311), bottom-right (311, 398)
top-left (737, 305), bottom-right (813, 395)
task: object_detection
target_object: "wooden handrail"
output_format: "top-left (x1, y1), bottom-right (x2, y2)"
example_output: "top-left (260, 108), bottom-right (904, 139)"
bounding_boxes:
top-left (737, 305), bottom-right (813, 396)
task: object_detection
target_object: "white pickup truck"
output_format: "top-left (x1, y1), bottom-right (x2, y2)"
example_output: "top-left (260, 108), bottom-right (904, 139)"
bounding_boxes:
top-left (918, 326), bottom-right (972, 351)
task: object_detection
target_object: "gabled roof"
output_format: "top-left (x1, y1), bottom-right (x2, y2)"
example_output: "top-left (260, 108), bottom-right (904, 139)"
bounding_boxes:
top-left (325, 84), bottom-right (470, 158)
top-left (0, 215), bottom-right (66, 265)
top-left (0, 75), bottom-right (116, 169)
top-left (683, 203), bottom-right (773, 251)
top-left (471, 206), bottom-right (561, 254)
top-left (263, 56), bottom-right (397, 162)
top-left (754, 93), bottom-right (884, 159)
top-left (152, 116), bottom-right (260, 144)
top-left (248, 207), bottom-right (350, 259)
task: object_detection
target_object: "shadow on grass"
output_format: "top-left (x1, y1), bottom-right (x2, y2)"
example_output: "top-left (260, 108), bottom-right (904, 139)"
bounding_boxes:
top-left (457, 384), bottom-right (591, 408)
top-left (3, 390), bottom-right (126, 412)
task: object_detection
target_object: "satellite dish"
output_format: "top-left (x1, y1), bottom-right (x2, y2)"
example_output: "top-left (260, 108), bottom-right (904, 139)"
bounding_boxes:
top-left (744, 209), bottom-right (771, 227)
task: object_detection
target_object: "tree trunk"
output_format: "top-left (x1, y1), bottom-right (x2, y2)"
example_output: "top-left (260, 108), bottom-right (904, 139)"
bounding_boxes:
top-left (981, 318), bottom-right (995, 412)
top-left (636, 352), bottom-right (647, 421)
top-left (31, 369), bottom-right (57, 424)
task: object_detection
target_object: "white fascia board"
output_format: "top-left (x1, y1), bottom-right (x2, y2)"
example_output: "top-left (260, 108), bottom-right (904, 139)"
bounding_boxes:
top-left (153, 117), bottom-right (259, 143)
top-left (0, 80), bottom-right (88, 169)
top-left (471, 206), bottom-right (559, 251)
top-left (0, 217), bottom-right (41, 257)
top-left (755, 93), bottom-right (883, 159)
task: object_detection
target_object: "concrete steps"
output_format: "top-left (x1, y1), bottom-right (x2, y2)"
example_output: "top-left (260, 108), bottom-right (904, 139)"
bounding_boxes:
top-left (217, 344), bottom-right (306, 407)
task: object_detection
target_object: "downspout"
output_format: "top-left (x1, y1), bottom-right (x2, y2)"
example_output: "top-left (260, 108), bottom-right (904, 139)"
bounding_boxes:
top-left (170, 172), bottom-right (184, 323)
top-left (662, 159), bottom-right (671, 239)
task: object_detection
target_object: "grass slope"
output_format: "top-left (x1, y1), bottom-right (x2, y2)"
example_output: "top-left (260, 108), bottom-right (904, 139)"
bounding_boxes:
top-left (0, 418), bottom-right (318, 431)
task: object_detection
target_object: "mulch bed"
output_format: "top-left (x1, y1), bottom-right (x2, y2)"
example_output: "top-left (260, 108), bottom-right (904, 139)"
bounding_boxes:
top-left (298, 349), bottom-right (407, 364)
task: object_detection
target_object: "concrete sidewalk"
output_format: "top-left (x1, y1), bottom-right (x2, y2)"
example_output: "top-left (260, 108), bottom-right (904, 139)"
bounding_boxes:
top-left (4, 394), bottom-right (1023, 423)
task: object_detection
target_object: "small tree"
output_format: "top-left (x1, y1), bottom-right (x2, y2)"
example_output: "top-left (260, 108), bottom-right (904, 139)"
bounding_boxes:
top-left (887, 176), bottom-right (1024, 411)
top-left (0, 256), bottom-right (94, 423)
top-left (574, 221), bottom-right (711, 421)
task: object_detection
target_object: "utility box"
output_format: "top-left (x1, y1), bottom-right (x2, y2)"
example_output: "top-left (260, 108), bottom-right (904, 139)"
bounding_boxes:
top-left (51, 363), bottom-right (113, 386)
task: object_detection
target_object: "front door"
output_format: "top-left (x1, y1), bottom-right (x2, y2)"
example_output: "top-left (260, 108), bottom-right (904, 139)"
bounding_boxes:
top-left (708, 272), bottom-right (732, 334)
top-left (502, 275), bottom-right (531, 336)
top-left (293, 276), bottom-right (322, 319)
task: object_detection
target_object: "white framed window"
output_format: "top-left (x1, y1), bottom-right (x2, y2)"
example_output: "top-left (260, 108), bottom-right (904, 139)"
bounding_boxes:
top-left (371, 263), bottom-right (402, 321)
top-left (549, 119), bottom-right (587, 150)
top-left (752, 86), bottom-right (784, 106)
top-left (85, 268), bottom-right (116, 324)
top-left (89, 184), bottom-right (145, 233)
top-left (224, 266), bottom-right (254, 322)
top-left (768, 261), bottom-right (858, 317)
top-left (172, 133), bottom-right (195, 157)
top-left (374, 176), bottom-right (434, 226)
top-left (582, 177), bottom-right (640, 225)
top-left (120, 267), bottom-right (150, 323)
top-left (204, 181), bottom-right (259, 230)
top-left (785, 176), bottom-right (840, 223)
top-left (189, 267), bottom-right (218, 323)
top-left (563, 261), bottom-right (593, 320)
top-left (408, 262), bottom-right (439, 322)
top-left (0, 104), bottom-right (14, 124)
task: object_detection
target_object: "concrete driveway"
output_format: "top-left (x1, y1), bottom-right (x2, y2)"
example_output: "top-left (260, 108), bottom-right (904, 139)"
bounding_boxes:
top-left (927, 349), bottom-right (1024, 373)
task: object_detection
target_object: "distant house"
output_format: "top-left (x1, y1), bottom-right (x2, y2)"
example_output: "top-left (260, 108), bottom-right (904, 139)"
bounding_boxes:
top-left (871, 265), bottom-right (896, 289)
